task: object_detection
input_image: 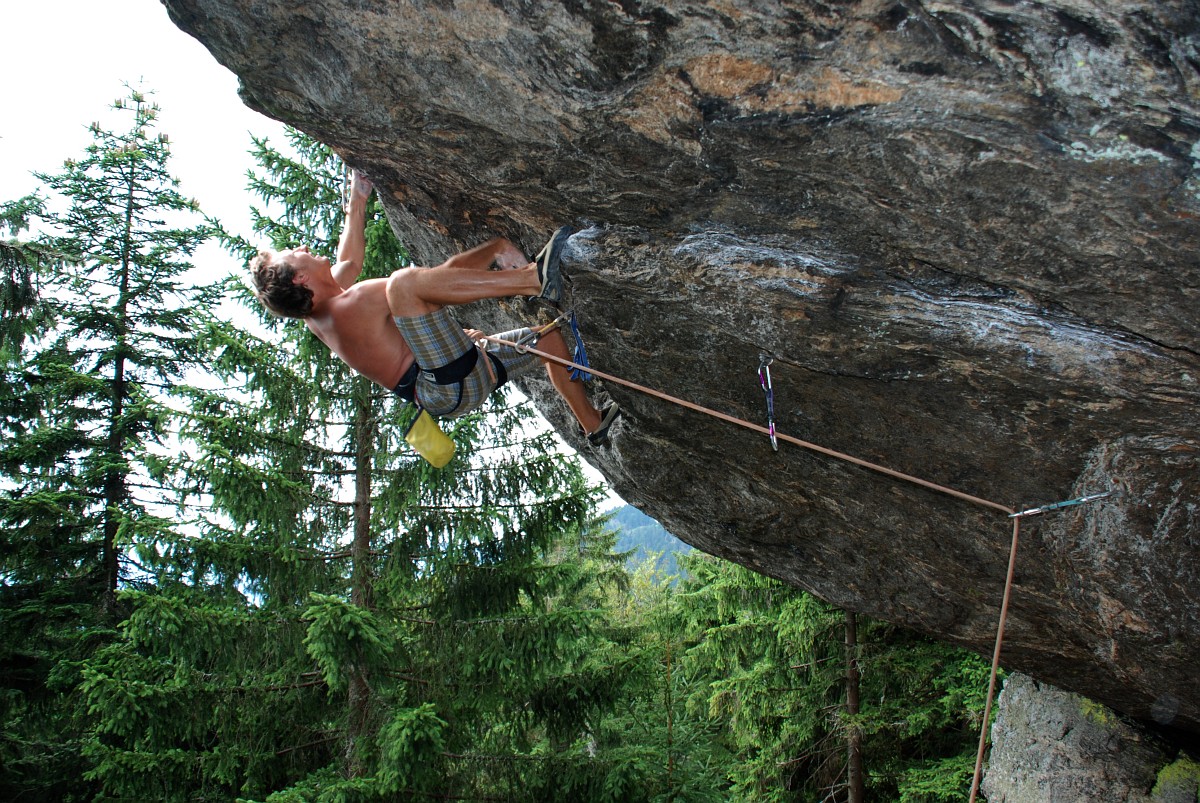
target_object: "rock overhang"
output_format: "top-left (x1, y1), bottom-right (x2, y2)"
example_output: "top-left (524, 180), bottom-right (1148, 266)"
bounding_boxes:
top-left (162, 0), bottom-right (1200, 735)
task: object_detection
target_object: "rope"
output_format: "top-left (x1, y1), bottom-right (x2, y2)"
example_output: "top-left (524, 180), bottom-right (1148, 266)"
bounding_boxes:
top-left (969, 515), bottom-right (1021, 803)
top-left (966, 490), bottom-right (1113, 800)
top-left (484, 335), bottom-right (1015, 515)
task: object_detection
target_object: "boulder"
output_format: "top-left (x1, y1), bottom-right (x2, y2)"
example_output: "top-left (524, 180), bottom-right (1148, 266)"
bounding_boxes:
top-left (983, 673), bottom-right (1200, 803)
top-left (161, 0), bottom-right (1200, 735)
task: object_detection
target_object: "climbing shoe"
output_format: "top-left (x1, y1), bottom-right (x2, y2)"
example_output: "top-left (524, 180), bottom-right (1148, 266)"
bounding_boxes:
top-left (587, 403), bottom-right (621, 448)
top-left (534, 226), bottom-right (571, 303)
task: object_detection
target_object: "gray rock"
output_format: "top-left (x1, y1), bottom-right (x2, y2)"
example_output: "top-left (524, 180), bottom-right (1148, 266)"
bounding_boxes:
top-left (161, 0), bottom-right (1200, 735)
top-left (983, 674), bottom-right (1199, 803)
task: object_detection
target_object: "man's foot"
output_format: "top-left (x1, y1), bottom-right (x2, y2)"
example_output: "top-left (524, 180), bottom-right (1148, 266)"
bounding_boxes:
top-left (535, 227), bottom-right (571, 303)
top-left (587, 403), bottom-right (621, 447)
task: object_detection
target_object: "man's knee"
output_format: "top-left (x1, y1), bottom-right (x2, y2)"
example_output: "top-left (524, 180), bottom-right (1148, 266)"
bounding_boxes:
top-left (386, 266), bottom-right (416, 295)
top-left (386, 267), bottom-right (427, 316)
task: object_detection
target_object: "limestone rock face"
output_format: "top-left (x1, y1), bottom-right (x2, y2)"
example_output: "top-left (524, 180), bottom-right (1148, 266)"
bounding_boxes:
top-left (982, 673), bottom-right (1199, 803)
top-left (162, 0), bottom-right (1200, 735)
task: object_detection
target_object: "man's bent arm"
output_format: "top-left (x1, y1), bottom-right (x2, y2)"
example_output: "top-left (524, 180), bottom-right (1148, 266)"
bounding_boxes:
top-left (332, 170), bottom-right (372, 289)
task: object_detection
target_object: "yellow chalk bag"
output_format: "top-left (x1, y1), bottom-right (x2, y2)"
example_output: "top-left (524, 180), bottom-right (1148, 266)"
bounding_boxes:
top-left (403, 406), bottom-right (456, 468)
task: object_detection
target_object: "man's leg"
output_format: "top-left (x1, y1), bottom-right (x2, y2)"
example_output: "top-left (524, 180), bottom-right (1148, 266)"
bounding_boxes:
top-left (436, 237), bottom-right (528, 272)
top-left (386, 240), bottom-right (617, 436)
top-left (535, 329), bottom-right (603, 434)
top-left (386, 263), bottom-right (541, 317)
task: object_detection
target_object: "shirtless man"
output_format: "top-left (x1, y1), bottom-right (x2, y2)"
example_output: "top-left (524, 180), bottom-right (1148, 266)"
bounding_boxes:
top-left (248, 170), bottom-right (620, 447)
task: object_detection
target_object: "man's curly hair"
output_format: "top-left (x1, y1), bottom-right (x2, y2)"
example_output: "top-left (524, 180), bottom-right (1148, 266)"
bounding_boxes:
top-left (249, 251), bottom-right (314, 318)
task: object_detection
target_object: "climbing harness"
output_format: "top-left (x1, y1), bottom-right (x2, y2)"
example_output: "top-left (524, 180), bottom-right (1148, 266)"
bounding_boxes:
top-left (481, 331), bottom-right (1117, 800)
top-left (758, 353), bottom-right (778, 451)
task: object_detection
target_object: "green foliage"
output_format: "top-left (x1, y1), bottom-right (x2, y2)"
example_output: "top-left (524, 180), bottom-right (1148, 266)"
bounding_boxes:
top-left (78, 588), bottom-right (332, 802)
top-left (375, 704), bottom-right (447, 792)
top-left (0, 87), bottom-right (213, 802)
top-left (4, 94), bottom-right (1005, 803)
top-left (0, 194), bottom-right (56, 363)
top-left (664, 553), bottom-right (990, 802)
top-left (896, 752), bottom-right (978, 802)
top-left (1151, 755), bottom-right (1200, 802)
top-left (303, 593), bottom-right (392, 693)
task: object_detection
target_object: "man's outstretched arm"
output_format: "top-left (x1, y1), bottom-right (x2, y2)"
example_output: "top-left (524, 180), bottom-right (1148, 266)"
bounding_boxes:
top-left (331, 169), bottom-right (373, 289)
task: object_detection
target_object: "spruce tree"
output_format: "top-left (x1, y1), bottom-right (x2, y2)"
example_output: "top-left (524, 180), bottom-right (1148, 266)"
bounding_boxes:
top-left (598, 551), bottom-right (731, 802)
top-left (1, 194), bottom-right (54, 360)
top-left (78, 130), bottom-right (397, 800)
top-left (670, 553), bottom-right (992, 802)
top-left (79, 128), bottom-right (634, 801)
top-left (0, 88), bottom-right (212, 802)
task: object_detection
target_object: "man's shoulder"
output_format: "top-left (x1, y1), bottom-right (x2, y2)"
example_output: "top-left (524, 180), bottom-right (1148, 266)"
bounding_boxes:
top-left (335, 277), bottom-right (388, 304)
top-left (328, 278), bottom-right (391, 323)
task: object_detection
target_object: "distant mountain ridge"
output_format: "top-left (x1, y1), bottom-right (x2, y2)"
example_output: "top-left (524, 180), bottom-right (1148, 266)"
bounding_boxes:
top-left (605, 504), bottom-right (690, 577)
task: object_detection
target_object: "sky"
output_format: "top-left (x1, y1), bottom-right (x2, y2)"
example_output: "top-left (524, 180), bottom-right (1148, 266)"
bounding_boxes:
top-left (1, 0), bottom-right (289, 274)
top-left (1, 0), bottom-right (622, 504)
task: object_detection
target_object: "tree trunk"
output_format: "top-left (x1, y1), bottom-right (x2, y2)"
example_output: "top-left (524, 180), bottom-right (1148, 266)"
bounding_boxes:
top-left (665, 635), bottom-right (674, 796)
top-left (345, 379), bottom-right (376, 776)
top-left (102, 170), bottom-right (137, 614)
top-left (845, 610), bottom-right (865, 803)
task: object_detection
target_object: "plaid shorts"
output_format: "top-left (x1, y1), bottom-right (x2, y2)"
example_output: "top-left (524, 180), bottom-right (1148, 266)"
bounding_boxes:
top-left (393, 309), bottom-right (540, 418)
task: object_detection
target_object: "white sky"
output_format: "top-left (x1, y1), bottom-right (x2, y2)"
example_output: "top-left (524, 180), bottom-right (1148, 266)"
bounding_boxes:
top-left (0, 0), bottom-right (289, 279)
top-left (0, 0), bottom-right (622, 506)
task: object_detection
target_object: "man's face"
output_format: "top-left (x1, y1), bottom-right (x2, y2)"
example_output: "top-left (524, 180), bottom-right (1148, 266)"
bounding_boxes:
top-left (275, 245), bottom-right (331, 285)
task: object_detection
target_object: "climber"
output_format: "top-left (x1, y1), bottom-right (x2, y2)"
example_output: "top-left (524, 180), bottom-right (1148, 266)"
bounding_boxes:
top-left (248, 169), bottom-right (620, 446)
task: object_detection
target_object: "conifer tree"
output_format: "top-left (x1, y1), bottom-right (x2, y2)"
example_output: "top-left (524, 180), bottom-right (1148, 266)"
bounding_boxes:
top-left (672, 553), bottom-right (992, 802)
top-left (1, 195), bottom-right (54, 361)
top-left (0, 88), bottom-right (212, 802)
top-left (598, 552), bottom-right (730, 801)
top-left (78, 130), bottom-right (401, 799)
top-left (78, 129), bottom-right (635, 801)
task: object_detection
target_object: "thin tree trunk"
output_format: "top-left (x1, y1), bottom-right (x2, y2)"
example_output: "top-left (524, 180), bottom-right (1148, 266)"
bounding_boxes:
top-left (102, 167), bottom-right (137, 613)
top-left (346, 379), bottom-right (376, 776)
top-left (845, 610), bottom-right (865, 803)
top-left (665, 635), bottom-right (674, 796)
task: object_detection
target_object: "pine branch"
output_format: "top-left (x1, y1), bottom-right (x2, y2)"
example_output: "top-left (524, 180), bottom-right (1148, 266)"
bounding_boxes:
top-left (394, 787), bottom-right (505, 802)
top-left (273, 734), bottom-right (339, 757)
top-left (440, 750), bottom-right (552, 763)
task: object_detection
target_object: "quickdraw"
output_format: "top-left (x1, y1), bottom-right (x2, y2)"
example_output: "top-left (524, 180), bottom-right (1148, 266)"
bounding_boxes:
top-left (1009, 490), bottom-right (1113, 518)
top-left (758, 353), bottom-right (778, 452)
top-left (568, 311), bottom-right (592, 382)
